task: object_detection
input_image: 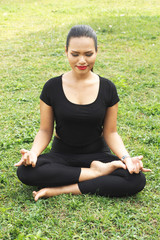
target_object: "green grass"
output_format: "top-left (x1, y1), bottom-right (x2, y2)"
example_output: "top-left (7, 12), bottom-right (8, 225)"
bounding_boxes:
top-left (0, 0), bottom-right (160, 239)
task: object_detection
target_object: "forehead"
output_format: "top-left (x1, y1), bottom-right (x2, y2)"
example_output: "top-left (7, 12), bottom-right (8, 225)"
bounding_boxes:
top-left (68, 37), bottom-right (95, 51)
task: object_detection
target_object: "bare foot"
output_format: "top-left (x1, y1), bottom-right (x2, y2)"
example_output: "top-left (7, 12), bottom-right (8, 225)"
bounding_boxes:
top-left (33, 187), bottom-right (63, 201)
top-left (90, 160), bottom-right (126, 177)
top-left (33, 184), bottom-right (81, 201)
top-left (33, 189), bottom-right (49, 201)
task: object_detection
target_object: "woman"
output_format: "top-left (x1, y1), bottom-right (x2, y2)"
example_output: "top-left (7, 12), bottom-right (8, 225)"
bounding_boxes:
top-left (15, 25), bottom-right (151, 201)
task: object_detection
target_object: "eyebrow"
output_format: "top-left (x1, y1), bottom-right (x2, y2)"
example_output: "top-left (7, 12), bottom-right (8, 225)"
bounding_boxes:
top-left (71, 50), bottom-right (93, 53)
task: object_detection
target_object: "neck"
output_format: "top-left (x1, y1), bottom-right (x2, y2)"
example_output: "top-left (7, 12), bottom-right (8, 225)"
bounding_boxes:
top-left (70, 70), bottom-right (94, 81)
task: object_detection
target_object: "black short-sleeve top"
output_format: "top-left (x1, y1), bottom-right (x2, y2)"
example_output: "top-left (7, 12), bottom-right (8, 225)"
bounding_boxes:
top-left (40, 75), bottom-right (119, 147)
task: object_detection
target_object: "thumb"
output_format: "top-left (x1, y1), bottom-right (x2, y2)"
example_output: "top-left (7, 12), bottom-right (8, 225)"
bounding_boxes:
top-left (122, 162), bottom-right (127, 170)
top-left (120, 161), bottom-right (127, 170)
top-left (14, 158), bottom-right (24, 167)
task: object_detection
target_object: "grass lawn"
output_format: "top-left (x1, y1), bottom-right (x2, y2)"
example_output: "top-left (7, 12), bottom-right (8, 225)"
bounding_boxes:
top-left (0, 0), bottom-right (159, 239)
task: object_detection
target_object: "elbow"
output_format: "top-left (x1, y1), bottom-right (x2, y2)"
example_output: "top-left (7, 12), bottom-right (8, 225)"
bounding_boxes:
top-left (39, 128), bottom-right (53, 140)
top-left (103, 130), bottom-right (118, 139)
top-left (103, 131), bottom-right (119, 144)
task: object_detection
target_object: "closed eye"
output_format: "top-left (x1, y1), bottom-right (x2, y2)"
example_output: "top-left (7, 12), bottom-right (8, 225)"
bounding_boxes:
top-left (71, 53), bottom-right (78, 57)
top-left (71, 53), bottom-right (93, 57)
top-left (86, 53), bottom-right (93, 57)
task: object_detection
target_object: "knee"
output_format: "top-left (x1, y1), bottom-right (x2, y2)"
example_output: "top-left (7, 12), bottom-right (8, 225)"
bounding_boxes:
top-left (17, 166), bottom-right (31, 185)
top-left (139, 172), bottom-right (146, 191)
top-left (130, 172), bottom-right (146, 195)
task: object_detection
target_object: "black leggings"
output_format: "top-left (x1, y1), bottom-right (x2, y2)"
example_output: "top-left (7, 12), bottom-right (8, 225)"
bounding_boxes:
top-left (17, 137), bottom-right (146, 197)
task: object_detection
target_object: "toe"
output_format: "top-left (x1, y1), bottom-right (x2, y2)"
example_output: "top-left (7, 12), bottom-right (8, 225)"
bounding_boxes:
top-left (32, 191), bottom-right (38, 201)
top-left (34, 194), bottom-right (39, 201)
top-left (32, 191), bottom-right (37, 198)
top-left (34, 189), bottom-right (47, 201)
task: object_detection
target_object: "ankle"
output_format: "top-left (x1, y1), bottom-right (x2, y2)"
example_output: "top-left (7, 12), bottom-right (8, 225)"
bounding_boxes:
top-left (90, 161), bottom-right (103, 177)
top-left (43, 188), bottom-right (49, 196)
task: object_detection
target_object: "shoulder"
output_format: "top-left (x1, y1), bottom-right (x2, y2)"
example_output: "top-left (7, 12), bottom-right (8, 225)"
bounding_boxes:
top-left (99, 76), bottom-right (118, 93)
top-left (40, 75), bottom-right (62, 106)
top-left (99, 76), bottom-right (120, 107)
top-left (42, 75), bottom-right (62, 89)
top-left (99, 76), bottom-right (117, 88)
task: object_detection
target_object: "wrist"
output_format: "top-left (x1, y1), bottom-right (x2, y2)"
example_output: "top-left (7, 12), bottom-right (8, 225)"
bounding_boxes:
top-left (30, 149), bottom-right (39, 157)
top-left (121, 155), bottom-right (131, 163)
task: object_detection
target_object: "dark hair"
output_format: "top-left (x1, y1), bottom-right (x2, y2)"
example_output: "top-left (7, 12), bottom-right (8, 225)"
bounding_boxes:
top-left (66, 25), bottom-right (97, 52)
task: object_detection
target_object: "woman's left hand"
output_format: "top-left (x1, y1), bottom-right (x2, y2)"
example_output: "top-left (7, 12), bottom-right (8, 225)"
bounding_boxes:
top-left (125, 156), bottom-right (151, 174)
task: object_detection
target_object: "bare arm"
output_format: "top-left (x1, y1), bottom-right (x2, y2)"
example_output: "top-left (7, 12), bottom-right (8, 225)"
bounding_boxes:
top-left (15, 100), bottom-right (54, 167)
top-left (30, 100), bottom-right (54, 156)
top-left (103, 103), bottom-right (129, 159)
top-left (103, 103), bottom-right (151, 173)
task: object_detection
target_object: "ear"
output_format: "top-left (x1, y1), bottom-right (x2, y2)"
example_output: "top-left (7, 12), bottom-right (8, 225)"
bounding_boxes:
top-left (65, 46), bottom-right (68, 56)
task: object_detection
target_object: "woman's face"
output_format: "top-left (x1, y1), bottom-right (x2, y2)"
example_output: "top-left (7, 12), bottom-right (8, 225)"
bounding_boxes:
top-left (66, 37), bottom-right (97, 74)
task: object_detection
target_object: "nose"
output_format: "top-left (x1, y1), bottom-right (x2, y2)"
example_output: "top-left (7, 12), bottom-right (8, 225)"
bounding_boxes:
top-left (79, 55), bottom-right (86, 64)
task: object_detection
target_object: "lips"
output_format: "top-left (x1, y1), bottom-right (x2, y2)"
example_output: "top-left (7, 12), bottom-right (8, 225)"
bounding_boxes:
top-left (77, 66), bottom-right (88, 70)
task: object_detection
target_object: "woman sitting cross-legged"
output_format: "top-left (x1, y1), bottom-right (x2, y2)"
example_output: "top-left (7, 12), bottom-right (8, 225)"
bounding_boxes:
top-left (15, 25), bottom-right (151, 201)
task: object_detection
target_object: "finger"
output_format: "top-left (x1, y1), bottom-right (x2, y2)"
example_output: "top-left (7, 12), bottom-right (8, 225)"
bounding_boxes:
top-left (29, 152), bottom-right (37, 167)
top-left (22, 153), bottom-right (31, 166)
top-left (133, 164), bottom-right (139, 174)
top-left (29, 153), bottom-right (35, 167)
top-left (128, 166), bottom-right (134, 174)
top-left (27, 154), bottom-right (34, 166)
top-left (32, 163), bottom-right (36, 167)
top-left (31, 160), bottom-right (36, 167)
top-left (14, 159), bottom-right (24, 167)
top-left (20, 149), bottom-right (28, 155)
top-left (132, 156), bottom-right (143, 162)
top-left (141, 168), bottom-right (152, 172)
top-left (137, 162), bottom-right (141, 172)
top-left (137, 155), bottom-right (143, 160)
top-left (26, 154), bottom-right (30, 165)
top-left (127, 162), bottom-right (135, 174)
top-left (132, 167), bottom-right (139, 174)
top-left (23, 153), bottom-right (28, 161)
top-left (139, 160), bottom-right (143, 169)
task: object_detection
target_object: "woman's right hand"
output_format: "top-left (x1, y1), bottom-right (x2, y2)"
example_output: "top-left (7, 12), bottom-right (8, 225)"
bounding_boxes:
top-left (14, 149), bottom-right (37, 167)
